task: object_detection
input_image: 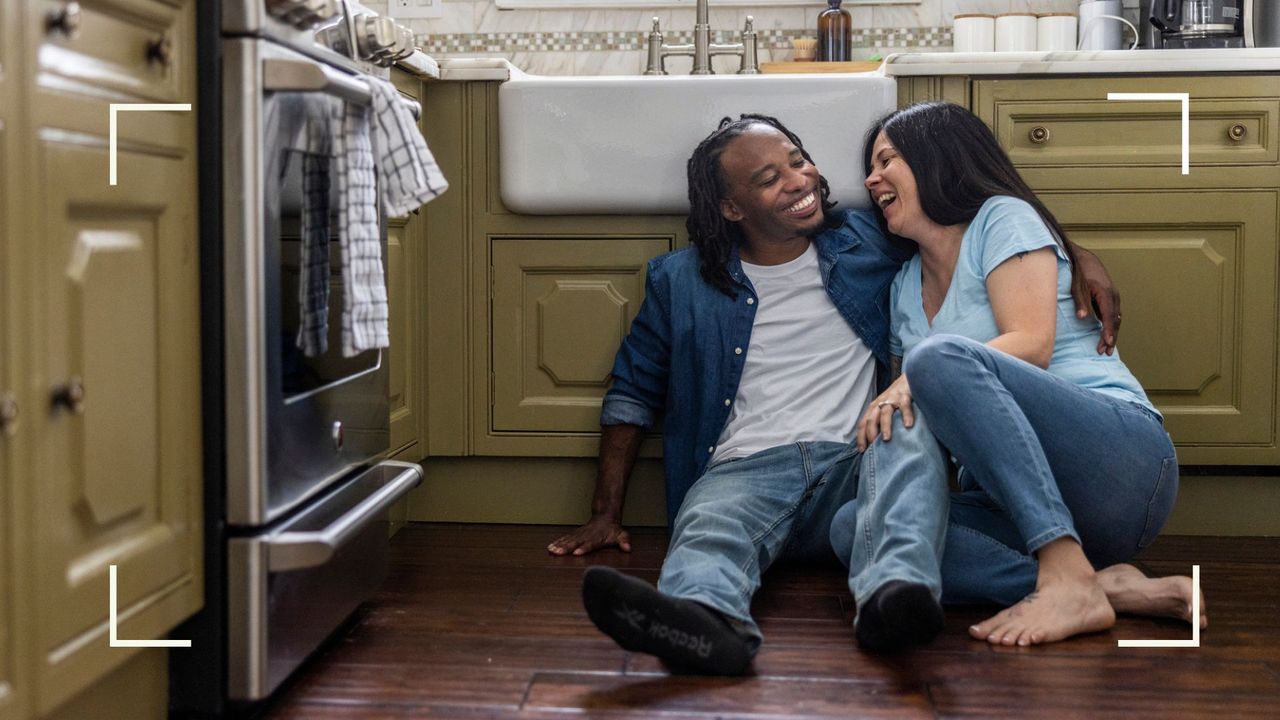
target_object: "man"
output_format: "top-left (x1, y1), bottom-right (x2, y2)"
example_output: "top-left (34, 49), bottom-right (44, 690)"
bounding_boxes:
top-left (546, 115), bottom-right (1120, 673)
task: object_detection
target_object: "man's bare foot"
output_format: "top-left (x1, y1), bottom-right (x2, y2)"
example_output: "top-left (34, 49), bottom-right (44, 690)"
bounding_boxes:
top-left (1096, 563), bottom-right (1207, 629)
top-left (968, 574), bottom-right (1116, 647)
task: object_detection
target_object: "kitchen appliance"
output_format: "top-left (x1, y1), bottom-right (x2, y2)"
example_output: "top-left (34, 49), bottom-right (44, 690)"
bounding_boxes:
top-left (1244, 0), bottom-right (1280, 46)
top-left (1078, 0), bottom-right (1140, 50)
top-left (171, 1), bottom-right (429, 715)
top-left (1150, 0), bottom-right (1246, 48)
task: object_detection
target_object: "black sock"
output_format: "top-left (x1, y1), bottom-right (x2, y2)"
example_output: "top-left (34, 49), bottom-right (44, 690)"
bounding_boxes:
top-left (582, 566), bottom-right (753, 675)
top-left (854, 580), bottom-right (945, 652)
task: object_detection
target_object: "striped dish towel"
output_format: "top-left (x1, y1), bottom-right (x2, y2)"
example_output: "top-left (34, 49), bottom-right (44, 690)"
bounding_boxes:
top-left (365, 77), bottom-right (449, 217)
top-left (333, 94), bottom-right (389, 357)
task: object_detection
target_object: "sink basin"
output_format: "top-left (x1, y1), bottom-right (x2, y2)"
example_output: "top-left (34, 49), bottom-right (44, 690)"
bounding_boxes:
top-left (498, 71), bottom-right (897, 215)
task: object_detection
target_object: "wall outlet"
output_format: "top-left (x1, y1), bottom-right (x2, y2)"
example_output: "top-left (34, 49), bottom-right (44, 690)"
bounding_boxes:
top-left (388, 0), bottom-right (444, 19)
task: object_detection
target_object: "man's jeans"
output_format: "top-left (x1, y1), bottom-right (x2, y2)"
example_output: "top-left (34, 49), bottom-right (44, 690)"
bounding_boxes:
top-left (831, 334), bottom-right (1179, 606)
top-left (657, 441), bottom-right (861, 650)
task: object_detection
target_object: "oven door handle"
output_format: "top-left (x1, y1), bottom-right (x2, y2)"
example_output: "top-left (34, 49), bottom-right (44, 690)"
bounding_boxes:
top-left (263, 57), bottom-right (372, 107)
top-left (262, 58), bottom-right (422, 119)
top-left (266, 460), bottom-right (422, 572)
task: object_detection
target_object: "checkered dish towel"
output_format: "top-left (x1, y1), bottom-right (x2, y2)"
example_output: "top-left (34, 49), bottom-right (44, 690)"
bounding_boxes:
top-left (332, 78), bottom-right (448, 358)
top-left (297, 96), bottom-right (333, 357)
top-left (365, 76), bottom-right (449, 218)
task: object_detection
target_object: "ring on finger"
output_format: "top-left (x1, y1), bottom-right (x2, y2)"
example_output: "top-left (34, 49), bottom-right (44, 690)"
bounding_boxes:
top-left (876, 401), bottom-right (899, 410)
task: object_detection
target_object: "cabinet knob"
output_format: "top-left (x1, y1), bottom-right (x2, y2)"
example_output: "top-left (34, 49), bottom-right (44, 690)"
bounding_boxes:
top-left (1228, 123), bottom-right (1247, 142)
top-left (146, 34), bottom-right (173, 67)
top-left (0, 392), bottom-right (17, 437)
top-left (51, 376), bottom-right (86, 415)
top-left (45, 1), bottom-right (82, 39)
top-left (1029, 126), bottom-right (1051, 145)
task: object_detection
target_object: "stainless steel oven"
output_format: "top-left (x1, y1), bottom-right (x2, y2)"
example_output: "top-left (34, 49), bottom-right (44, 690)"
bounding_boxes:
top-left (172, 2), bottom-right (428, 714)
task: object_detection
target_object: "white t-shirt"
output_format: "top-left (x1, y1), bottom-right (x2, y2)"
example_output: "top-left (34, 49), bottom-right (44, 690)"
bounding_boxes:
top-left (709, 242), bottom-right (877, 466)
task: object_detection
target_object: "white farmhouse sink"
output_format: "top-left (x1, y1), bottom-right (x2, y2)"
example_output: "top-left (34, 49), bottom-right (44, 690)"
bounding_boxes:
top-left (498, 71), bottom-right (897, 215)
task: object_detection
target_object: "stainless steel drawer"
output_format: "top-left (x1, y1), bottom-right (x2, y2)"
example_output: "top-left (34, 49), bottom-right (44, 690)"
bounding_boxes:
top-left (227, 460), bottom-right (422, 701)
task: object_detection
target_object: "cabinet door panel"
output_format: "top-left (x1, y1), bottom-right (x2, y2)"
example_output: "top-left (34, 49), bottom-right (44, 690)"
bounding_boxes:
top-left (387, 216), bottom-right (419, 454)
top-left (491, 237), bottom-right (670, 433)
top-left (1044, 190), bottom-right (1279, 463)
top-left (0, 116), bottom-right (20, 720)
top-left (34, 140), bottom-right (201, 712)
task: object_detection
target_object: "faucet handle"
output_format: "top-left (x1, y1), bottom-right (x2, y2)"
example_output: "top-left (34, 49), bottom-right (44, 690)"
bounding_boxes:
top-left (743, 15), bottom-right (754, 33)
top-left (651, 16), bottom-right (661, 34)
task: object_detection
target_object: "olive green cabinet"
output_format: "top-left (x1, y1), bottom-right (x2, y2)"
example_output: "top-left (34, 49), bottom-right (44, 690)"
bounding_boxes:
top-left (386, 70), bottom-right (426, 462)
top-left (422, 82), bottom-right (678, 458)
top-left (3, 0), bottom-right (204, 716)
top-left (490, 237), bottom-right (670, 436)
top-left (970, 75), bottom-right (1280, 465)
top-left (387, 212), bottom-right (422, 458)
top-left (1043, 190), bottom-right (1278, 461)
top-left (1, 0), bottom-right (24, 714)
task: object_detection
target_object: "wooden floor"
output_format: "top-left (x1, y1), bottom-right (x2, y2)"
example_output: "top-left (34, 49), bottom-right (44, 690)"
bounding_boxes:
top-left (265, 523), bottom-right (1280, 719)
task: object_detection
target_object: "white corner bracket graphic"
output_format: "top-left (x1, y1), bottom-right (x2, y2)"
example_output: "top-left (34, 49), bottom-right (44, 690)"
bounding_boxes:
top-left (109, 564), bottom-right (192, 648)
top-left (1106, 92), bottom-right (1190, 175)
top-left (1118, 564), bottom-right (1201, 648)
top-left (108, 103), bottom-right (193, 186)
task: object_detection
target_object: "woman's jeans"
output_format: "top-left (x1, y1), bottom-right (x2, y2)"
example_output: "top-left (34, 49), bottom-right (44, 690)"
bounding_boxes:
top-left (831, 334), bottom-right (1179, 607)
top-left (657, 441), bottom-right (861, 650)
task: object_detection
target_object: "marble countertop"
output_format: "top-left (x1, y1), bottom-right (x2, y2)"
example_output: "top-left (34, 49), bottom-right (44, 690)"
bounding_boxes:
top-left (432, 58), bottom-right (517, 81)
top-left (883, 48), bottom-right (1280, 76)
top-left (396, 51), bottom-right (441, 80)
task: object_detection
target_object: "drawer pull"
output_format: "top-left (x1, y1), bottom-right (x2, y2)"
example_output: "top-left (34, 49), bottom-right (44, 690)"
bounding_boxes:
top-left (1228, 123), bottom-right (1247, 142)
top-left (45, 1), bottom-right (82, 39)
top-left (1029, 126), bottom-right (1051, 145)
top-left (146, 34), bottom-right (173, 67)
top-left (0, 392), bottom-right (17, 437)
top-left (50, 376), bottom-right (86, 415)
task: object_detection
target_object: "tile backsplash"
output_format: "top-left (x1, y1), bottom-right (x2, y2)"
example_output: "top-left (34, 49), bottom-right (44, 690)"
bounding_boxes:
top-left (365, 0), bottom-right (1112, 75)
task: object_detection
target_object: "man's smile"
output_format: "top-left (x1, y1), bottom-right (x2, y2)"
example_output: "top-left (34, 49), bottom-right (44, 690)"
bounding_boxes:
top-left (784, 190), bottom-right (818, 216)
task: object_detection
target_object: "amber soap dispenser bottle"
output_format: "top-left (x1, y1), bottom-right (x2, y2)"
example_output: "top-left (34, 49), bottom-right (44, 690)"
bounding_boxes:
top-left (817, 0), bottom-right (852, 61)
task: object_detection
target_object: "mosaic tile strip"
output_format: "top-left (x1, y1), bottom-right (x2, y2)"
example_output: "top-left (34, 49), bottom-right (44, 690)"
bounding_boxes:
top-left (417, 26), bottom-right (952, 54)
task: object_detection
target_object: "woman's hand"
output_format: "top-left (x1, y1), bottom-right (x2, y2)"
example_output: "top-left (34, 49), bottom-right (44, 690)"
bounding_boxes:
top-left (857, 375), bottom-right (915, 451)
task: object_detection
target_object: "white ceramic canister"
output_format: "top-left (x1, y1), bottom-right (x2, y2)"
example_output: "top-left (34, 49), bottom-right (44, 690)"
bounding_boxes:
top-left (953, 13), bottom-right (996, 52)
top-left (995, 12), bottom-right (1038, 52)
top-left (1037, 12), bottom-right (1079, 51)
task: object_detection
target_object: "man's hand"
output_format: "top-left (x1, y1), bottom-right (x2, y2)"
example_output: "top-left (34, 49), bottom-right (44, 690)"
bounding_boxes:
top-left (1070, 246), bottom-right (1122, 356)
top-left (547, 515), bottom-right (632, 556)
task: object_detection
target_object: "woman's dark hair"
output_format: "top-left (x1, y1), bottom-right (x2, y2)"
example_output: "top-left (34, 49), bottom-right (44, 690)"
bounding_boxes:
top-left (686, 114), bottom-right (839, 297)
top-left (862, 101), bottom-right (1082, 296)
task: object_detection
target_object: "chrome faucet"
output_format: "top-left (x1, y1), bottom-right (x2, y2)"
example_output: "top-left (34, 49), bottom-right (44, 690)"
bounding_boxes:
top-left (644, 2), bottom-right (759, 76)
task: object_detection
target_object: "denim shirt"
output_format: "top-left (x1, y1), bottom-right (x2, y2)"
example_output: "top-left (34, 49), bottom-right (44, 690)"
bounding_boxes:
top-left (600, 209), bottom-right (914, 525)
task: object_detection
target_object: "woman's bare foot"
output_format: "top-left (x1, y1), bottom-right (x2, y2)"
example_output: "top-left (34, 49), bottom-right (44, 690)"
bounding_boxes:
top-left (1096, 563), bottom-right (1207, 629)
top-left (968, 538), bottom-right (1115, 647)
top-left (968, 575), bottom-right (1116, 646)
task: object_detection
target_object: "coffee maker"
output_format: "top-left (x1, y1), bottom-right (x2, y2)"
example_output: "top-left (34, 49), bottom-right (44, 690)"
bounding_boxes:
top-left (1149, 0), bottom-right (1245, 48)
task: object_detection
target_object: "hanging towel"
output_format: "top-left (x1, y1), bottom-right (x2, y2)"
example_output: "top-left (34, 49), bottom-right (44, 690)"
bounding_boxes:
top-left (329, 77), bottom-right (449, 358)
top-left (364, 76), bottom-right (449, 217)
top-left (297, 96), bottom-right (333, 357)
top-left (332, 92), bottom-right (388, 357)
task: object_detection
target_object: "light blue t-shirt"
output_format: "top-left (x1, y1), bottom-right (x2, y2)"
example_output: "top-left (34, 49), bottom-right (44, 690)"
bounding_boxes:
top-left (890, 195), bottom-right (1158, 417)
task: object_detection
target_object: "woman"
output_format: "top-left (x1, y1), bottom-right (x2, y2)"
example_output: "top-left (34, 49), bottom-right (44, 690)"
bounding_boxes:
top-left (833, 102), bottom-right (1204, 647)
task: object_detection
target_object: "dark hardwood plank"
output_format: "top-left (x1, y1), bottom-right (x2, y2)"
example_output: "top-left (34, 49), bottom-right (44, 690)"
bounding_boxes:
top-left (522, 671), bottom-right (933, 719)
top-left (1136, 536), bottom-right (1280, 565)
top-left (930, 682), bottom-right (1280, 719)
top-left (274, 660), bottom-right (531, 710)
